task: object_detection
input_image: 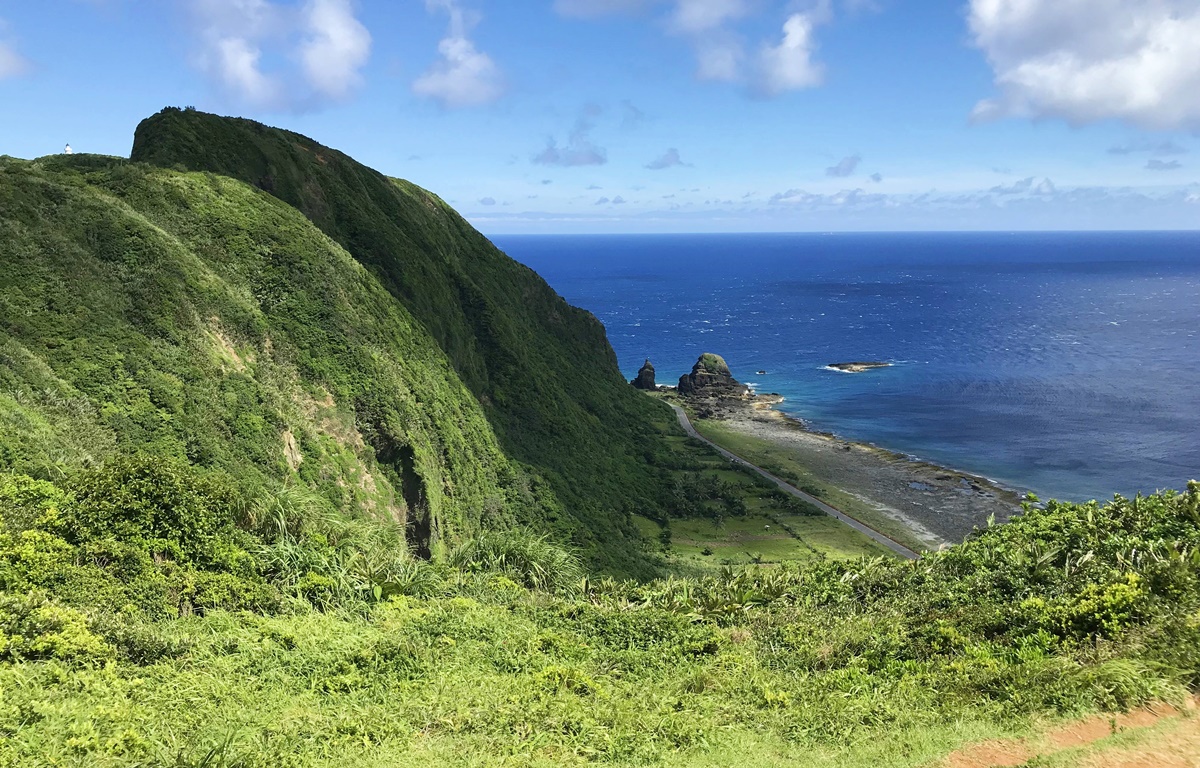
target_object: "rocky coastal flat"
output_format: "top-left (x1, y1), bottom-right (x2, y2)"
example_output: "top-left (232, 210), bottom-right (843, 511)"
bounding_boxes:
top-left (663, 352), bottom-right (1021, 548)
top-left (700, 398), bottom-right (1022, 547)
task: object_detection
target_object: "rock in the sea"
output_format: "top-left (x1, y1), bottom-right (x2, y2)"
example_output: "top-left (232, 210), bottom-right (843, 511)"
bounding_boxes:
top-left (631, 359), bottom-right (658, 390)
top-left (827, 361), bottom-right (892, 373)
top-left (677, 353), bottom-right (750, 398)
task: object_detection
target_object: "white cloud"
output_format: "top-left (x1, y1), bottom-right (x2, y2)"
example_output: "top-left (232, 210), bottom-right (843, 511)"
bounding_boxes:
top-left (189, 0), bottom-right (371, 110)
top-left (551, 0), bottom-right (835, 95)
top-left (413, 0), bottom-right (504, 108)
top-left (0, 19), bottom-right (29, 80)
top-left (300, 0), bottom-right (371, 101)
top-left (758, 11), bottom-right (825, 94)
top-left (968, 0), bottom-right (1200, 130)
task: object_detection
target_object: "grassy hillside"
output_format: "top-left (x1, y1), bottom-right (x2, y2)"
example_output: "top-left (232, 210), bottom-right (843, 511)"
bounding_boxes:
top-left (0, 153), bottom-right (530, 556)
top-left (1, 459), bottom-right (1197, 766)
top-left (130, 108), bottom-right (677, 574)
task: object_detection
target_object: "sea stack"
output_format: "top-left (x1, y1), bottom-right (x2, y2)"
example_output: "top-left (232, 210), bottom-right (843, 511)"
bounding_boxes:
top-left (631, 359), bottom-right (658, 390)
top-left (677, 353), bottom-right (750, 398)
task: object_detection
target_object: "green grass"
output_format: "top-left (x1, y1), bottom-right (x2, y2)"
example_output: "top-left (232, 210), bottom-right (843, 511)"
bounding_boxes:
top-left (3, 461), bottom-right (1200, 766)
top-left (632, 412), bottom-right (892, 571)
top-left (690, 418), bottom-right (931, 553)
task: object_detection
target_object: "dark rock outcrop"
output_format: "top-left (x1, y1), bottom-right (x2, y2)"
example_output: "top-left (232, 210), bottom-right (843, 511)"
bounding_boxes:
top-left (677, 353), bottom-right (749, 398)
top-left (631, 359), bottom-right (658, 390)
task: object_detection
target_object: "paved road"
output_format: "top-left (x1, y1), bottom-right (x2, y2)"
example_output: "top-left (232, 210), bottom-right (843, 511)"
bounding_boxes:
top-left (669, 404), bottom-right (921, 561)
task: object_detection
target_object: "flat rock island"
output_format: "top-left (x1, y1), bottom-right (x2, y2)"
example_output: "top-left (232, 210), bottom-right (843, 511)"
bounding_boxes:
top-left (827, 361), bottom-right (892, 373)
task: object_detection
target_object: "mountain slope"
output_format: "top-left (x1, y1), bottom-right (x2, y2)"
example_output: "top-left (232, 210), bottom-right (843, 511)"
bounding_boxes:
top-left (130, 107), bottom-right (675, 572)
top-left (0, 153), bottom-right (533, 556)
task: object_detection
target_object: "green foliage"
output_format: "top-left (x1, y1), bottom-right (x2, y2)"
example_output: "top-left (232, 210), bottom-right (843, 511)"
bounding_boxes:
top-left (65, 457), bottom-right (237, 563)
top-left (129, 107), bottom-right (681, 576)
top-left (0, 150), bottom-right (533, 562)
top-left (0, 473), bottom-right (68, 534)
top-left (0, 485), bottom-right (1197, 765)
top-left (0, 592), bottom-right (113, 663)
top-left (449, 529), bottom-right (584, 593)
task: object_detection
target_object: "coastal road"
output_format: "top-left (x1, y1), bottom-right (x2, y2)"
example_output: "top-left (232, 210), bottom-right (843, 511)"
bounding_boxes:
top-left (669, 405), bottom-right (921, 561)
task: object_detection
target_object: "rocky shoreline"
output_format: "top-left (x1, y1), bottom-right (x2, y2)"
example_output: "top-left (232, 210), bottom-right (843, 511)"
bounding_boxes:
top-left (654, 353), bottom-right (1023, 548)
top-left (711, 395), bottom-right (1022, 547)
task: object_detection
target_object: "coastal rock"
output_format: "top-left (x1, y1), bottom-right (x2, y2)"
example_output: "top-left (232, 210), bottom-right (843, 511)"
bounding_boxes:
top-left (827, 361), bottom-right (892, 373)
top-left (631, 359), bottom-right (658, 390)
top-left (677, 353), bottom-right (750, 398)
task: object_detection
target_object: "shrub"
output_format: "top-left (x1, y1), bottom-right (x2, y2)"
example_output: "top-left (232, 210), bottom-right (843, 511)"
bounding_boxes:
top-left (65, 457), bottom-right (239, 563)
top-left (0, 473), bottom-right (69, 534)
top-left (0, 591), bottom-right (114, 663)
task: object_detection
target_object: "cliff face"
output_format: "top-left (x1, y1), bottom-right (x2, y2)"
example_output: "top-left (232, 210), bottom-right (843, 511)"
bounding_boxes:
top-left (677, 354), bottom-right (749, 398)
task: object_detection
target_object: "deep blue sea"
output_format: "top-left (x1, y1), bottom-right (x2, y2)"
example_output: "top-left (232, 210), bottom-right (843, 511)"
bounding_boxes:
top-left (492, 232), bottom-right (1200, 502)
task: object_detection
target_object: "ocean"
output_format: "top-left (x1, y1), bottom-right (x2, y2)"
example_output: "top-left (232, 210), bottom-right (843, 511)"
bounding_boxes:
top-left (492, 232), bottom-right (1200, 502)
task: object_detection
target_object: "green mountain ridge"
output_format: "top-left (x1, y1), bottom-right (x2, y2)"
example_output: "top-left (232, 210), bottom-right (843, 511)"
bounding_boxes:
top-left (1, 108), bottom-right (677, 574)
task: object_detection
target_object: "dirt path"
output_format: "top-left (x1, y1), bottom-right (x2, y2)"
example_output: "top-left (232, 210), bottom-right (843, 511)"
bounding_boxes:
top-left (670, 404), bottom-right (921, 560)
top-left (942, 699), bottom-right (1199, 767)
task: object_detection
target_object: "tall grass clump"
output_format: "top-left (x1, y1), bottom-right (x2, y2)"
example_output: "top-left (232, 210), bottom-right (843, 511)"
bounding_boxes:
top-left (449, 529), bottom-right (583, 593)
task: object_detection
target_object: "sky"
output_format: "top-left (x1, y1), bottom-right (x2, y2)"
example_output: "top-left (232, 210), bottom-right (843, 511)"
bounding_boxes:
top-left (1, 0), bottom-right (1199, 234)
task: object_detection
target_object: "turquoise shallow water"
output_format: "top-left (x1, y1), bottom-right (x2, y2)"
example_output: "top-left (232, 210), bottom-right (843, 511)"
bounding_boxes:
top-left (493, 232), bottom-right (1200, 502)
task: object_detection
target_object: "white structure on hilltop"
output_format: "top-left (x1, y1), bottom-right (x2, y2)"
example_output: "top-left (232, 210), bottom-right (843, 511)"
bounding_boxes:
top-left (64, 144), bottom-right (73, 155)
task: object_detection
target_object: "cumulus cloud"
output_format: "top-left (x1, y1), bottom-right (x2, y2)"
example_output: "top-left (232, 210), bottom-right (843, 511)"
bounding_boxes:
top-left (0, 20), bottom-right (30, 79)
top-left (1108, 140), bottom-right (1188, 156)
top-left (1146, 159), bottom-right (1182, 171)
top-left (968, 0), bottom-right (1200, 129)
top-left (646, 148), bottom-right (688, 169)
top-left (826, 154), bottom-right (861, 177)
top-left (188, 0), bottom-right (370, 110)
top-left (300, 0), bottom-right (371, 101)
top-left (757, 11), bottom-right (826, 95)
top-left (869, 172), bottom-right (883, 183)
top-left (552, 0), bottom-right (834, 96)
top-left (413, 0), bottom-right (504, 108)
top-left (533, 105), bottom-right (608, 167)
top-left (478, 196), bottom-right (497, 205)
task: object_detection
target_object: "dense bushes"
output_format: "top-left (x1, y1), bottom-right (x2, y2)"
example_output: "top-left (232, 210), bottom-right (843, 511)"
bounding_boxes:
top-left (0, 461), bottom-right (1199, 764)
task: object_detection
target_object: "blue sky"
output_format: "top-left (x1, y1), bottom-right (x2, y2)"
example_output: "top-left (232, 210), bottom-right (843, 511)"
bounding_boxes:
top-left (1, 0), bottom-right (1198, 233)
